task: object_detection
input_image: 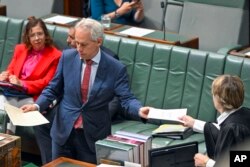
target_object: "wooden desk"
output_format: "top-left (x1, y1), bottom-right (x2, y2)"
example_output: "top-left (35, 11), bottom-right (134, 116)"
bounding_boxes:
top-left (0, 5), bottom-right (6, 16)
top-left (43, 157), bottom-right (96, 167)
top-left (229, 46), bottom-right (250, 58)
top-left (105, 25), bottom-right (199, 49)
top-left (0, 133), bottom-right (21, 167)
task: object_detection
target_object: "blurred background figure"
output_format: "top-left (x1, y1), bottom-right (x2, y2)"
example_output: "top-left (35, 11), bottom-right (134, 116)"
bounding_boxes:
top-left (90, 0), bottom-right (144, 25)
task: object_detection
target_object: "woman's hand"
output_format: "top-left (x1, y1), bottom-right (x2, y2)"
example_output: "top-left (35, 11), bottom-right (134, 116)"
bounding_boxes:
top-left (9, 75), bottom-right (23, 86)
top-left (0, 71), bottom-right (10, 81)
top-left (194, 153), bottom-right (210, 167)
top-left (117, 2), bottom-right (134, 15)
top-left (179, 115), bottom-right (195, 128)
top-left (132, 0), bottom-right (144, 11)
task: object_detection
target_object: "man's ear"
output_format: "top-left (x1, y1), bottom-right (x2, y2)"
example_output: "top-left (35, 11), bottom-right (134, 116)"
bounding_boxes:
top-left (97, 37), bottom-right (103, 46)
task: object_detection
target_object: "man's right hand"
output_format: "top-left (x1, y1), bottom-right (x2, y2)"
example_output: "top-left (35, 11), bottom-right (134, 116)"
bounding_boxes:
top-left (21, 104), bottom-right (38, 113)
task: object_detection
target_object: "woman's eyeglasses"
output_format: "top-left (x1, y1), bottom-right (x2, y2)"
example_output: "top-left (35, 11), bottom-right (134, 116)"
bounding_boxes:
top-left (29, 32), bottom-right (44, 39)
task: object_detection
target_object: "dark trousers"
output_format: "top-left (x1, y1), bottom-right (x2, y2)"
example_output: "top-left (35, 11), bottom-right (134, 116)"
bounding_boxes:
top-left (52, 128), bottom-right (97, 164)
top-left (204, 122), bottom-right (219, 159)
top-left (33, 105), bottom-right (58, 164)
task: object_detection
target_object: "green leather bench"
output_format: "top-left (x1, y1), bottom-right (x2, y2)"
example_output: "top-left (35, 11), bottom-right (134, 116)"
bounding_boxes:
top-left (1, 16), bottom-right (250, 157)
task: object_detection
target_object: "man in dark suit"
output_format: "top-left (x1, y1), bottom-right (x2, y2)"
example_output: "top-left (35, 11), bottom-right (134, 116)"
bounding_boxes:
top-left (22, 18), bottom-right (149, 164)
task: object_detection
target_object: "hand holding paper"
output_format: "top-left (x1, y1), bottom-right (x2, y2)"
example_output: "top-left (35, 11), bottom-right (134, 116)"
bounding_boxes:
top-left (4, 103), bottom-right (49, 126)
top-left (147, 108), bottom-right (187, 123)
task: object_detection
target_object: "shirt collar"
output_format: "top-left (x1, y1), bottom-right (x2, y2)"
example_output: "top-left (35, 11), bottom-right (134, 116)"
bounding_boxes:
top-left (217, 107), bottom-right (241, 125)
top-left (80, 48), bottom-right (101, 65)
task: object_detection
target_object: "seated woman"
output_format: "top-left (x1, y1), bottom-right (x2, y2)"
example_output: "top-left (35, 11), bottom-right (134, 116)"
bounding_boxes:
top-left (180, 74), bottom-right (250, 167)
top-left (90, 0), bottom-right (144, 25)
top-left (0, 16), bottom-right (61, 134)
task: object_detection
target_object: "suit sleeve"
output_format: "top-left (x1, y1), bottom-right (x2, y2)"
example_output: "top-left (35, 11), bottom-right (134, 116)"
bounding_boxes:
top-left (36, 53), bottom-right (65, 112)
top-left (114, 66), bottom-right (142, 119)
top-left (214, 124), bottom-right (250, 160)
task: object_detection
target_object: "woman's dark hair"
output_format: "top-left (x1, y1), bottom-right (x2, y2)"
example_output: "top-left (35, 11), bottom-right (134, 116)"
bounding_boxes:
top-left (22, 16), bottom-right (53, 50)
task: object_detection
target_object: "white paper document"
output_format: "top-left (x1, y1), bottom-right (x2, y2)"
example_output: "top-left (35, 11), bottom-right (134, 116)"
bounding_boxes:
top-left (4, 103), bottom-right (49, 126)
top-left (245, 51), bottom-right (250, 56)
top-left (148, 108), bottom-right (187, 123)
top-left (97, 164), bottom-right (123, 167)
top-left (0, 136), bottom-right (6, 141)
top-left (97, 161), bottom-right (141, 167)
top-left (119, 27), bottom-right (155, 37)
top-left (44, 15), bottom-right (78, 24)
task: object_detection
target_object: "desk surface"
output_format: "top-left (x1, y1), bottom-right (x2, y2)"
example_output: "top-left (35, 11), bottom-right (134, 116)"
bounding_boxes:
top-left (41, 14), bottom-right (198, 49)
top-left (43, 157), bottom-right (96, 167)
top-left (105, 25), bottom-right (199, 49)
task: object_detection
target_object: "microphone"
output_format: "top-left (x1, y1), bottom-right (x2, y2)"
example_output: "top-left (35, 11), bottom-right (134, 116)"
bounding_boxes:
top-left (161, 0), bottom-right (168, 40)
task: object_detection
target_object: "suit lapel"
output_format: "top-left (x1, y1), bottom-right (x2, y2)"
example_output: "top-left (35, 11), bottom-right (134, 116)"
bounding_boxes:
top-left (73, 53), bottom-right (83, 102)
top-left (88, 52), bottom-right (108, 102)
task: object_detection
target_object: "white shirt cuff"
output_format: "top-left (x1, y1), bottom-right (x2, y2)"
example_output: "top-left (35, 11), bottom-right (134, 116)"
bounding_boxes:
top-left (193, 119), bottom-right (206, 133)
top-left (34, 104), bottom-right (40, 111)
top-left (206, 159), bottom-right (216, 167)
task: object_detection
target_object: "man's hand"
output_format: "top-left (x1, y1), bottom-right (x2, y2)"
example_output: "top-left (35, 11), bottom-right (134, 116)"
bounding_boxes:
top-left (21, 104), bottom-right (38, 113)
top-left (139, 106), bottom-right (150, 119)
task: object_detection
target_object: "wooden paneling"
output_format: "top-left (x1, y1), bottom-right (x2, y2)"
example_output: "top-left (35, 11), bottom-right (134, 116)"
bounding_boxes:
top-left (0, 5), bottom-right (6, 16)
top-left (64, 0), bottom-right (83, 17)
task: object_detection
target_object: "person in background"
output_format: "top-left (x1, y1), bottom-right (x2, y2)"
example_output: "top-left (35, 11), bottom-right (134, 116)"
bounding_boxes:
top-left (0, 17), bottom-right (61, 135)
top-left (180, 75), bottom-right (250, 167)
top-left (21, 18), bottom-right (147, 163)
top-left (90, 0), bottom-right (144, 25)
top-left (67, 26), bottom-right (77, 48)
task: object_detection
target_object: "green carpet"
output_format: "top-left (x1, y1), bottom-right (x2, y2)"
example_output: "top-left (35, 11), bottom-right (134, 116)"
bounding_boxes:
top-left (22, 162), bottom-right (39, 167)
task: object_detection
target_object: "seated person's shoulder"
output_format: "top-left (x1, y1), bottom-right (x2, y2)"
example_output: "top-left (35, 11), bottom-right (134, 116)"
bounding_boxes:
top-left (101, 46), bottom-right (119, 60)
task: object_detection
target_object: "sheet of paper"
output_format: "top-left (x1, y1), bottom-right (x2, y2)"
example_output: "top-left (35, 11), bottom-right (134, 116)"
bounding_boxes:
top-left (43, 15), bottom-right (78, 24)
top-left (0, 136), bottom-right (6, 141)
top-left (119, 27), bottom-right (155, 37)
top-left (148, 108), bottom-right (187, 123)
top-left (245, 51), bottom-right (250, 56)
top-left (97, 164), bottom-right (123, 167)
top-left (4, 103), bottom-right (49, 126)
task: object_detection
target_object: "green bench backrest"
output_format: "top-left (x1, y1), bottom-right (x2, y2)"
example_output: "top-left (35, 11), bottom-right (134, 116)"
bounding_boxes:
top-left (0, 17), bottom-right (24, 71)
top-left (103, 34), bottom-right (250, 123)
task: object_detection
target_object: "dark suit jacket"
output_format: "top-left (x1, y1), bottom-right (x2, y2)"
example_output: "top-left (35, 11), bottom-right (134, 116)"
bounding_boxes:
top-left (205, 107), bottom-right (250, 161)
top-left (36, 48), bottom-right (142, 152)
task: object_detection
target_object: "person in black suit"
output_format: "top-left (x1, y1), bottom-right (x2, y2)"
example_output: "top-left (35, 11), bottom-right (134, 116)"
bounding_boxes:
top-left (22, 18), bottom-right (150, 164)
top-left (180, 75), bottom-right (250, 167)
